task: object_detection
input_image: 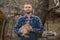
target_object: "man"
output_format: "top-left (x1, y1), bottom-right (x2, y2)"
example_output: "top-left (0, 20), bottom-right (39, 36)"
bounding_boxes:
top-left (14, 3), bottom-right (43, 40)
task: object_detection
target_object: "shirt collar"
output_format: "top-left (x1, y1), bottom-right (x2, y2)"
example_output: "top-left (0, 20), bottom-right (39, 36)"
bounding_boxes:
top-left (24, 13), bottom-right (33, 18)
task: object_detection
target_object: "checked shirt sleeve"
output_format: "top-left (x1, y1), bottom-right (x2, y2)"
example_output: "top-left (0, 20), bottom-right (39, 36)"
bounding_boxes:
top-left (33, 16), bottom-right (44, 33)
top-left (14, 17), bottom-right (23, 35)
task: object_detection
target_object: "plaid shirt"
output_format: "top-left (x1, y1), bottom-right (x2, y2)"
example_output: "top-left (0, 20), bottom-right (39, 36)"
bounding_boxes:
top-left (14, 15), bottom-right (43, 35)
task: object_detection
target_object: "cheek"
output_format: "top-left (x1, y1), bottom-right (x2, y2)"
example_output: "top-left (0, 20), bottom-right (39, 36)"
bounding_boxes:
top-left (30, 8), bottom-right (32, 11)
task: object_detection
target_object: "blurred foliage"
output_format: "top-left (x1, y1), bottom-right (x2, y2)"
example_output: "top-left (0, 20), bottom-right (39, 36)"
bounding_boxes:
top-left (0, 0), bottom-right (60, 40)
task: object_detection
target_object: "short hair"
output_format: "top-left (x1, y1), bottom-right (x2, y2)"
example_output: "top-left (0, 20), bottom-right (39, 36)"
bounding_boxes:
top-left (24, 2), bottom-right (32, 6)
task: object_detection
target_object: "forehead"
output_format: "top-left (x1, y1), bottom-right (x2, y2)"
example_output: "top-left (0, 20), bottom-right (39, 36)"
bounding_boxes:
top-left (24, 4), bottom-right (32, 7)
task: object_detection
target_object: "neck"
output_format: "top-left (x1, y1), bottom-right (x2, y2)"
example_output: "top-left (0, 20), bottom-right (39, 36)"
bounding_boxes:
top-left (26, 13), bottom-right (32, 17)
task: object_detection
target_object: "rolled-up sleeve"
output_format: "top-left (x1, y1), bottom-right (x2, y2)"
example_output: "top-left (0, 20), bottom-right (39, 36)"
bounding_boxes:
top-left (33, 16), bottom-right (43, 33)
top-left (14, 17), bottom-right (23, 35)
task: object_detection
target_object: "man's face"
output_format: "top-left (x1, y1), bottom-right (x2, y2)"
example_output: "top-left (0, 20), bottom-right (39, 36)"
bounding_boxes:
top-left (24, 4), bottom-right (32, 14)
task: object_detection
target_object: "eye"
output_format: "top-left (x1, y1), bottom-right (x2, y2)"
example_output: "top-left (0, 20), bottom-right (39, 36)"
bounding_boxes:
top-left (29, 7), bottom-right (31, 8)
top-left (25, 7), bottom-right (27, 8)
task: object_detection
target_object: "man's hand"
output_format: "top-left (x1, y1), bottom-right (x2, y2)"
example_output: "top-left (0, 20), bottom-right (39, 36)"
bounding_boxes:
top-left (27, 27), bottom-right (33, 32)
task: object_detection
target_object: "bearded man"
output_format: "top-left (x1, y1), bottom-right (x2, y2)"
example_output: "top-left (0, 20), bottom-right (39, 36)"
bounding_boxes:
top-left (14, 3), bottom-right (43, 40)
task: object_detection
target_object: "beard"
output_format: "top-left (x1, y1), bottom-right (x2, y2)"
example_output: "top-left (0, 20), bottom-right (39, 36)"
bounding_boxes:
top-left (26, 12), bottom-right (30, 14)
top-left (27, 13), bottom-right (30, 14)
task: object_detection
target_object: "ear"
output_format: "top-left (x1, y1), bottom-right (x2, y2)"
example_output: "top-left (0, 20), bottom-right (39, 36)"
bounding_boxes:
top-left (32, 9), bottom-right (35, 15)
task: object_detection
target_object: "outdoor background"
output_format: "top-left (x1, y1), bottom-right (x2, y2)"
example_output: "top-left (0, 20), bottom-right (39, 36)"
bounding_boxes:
top-left (0, 0), bottom-right (60, 40)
